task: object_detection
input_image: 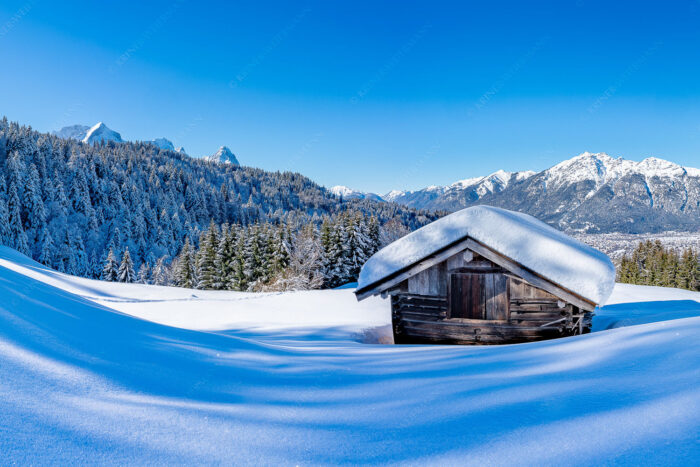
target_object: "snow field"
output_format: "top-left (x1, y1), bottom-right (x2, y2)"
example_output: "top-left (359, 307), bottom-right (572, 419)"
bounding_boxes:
top-left (0, 247), bottom-right (698, 465)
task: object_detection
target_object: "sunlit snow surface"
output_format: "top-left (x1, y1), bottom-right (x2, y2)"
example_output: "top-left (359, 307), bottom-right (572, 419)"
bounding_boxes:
top-left (0, 247), bottom-right (698, 465)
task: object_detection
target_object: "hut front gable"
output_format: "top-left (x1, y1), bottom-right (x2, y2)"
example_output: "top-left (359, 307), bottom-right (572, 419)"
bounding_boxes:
top-left (386, 245), bottom-right (591, 344)
top-left (404, 249), bottom-right (502, 297)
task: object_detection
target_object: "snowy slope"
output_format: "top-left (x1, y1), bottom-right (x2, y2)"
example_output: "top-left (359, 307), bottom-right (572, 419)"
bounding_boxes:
top-left (82, 122), bottom-right (124, 144)
top-left (358, 206), bottom-right (616, 305)
top-left (0, 247), bottom-right (698, 465)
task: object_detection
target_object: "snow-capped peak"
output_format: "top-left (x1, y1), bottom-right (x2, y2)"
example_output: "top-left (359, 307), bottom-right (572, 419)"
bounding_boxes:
top-left (383, 190), bottom-right (407, 202)
top-left (206, 146), bottom-right (240, 165)
top-left (52, 124), bottom-right (90, 140)
top-left (82, 122), bottom-right (123, 144)
top-left (544, 151), bottom-right (697, 189)
top-left (636, 157), bottom-right (686, 178)
top-left (149, 137), bottom-right (175, 151)
top-left (448, 169), bottom-right (535, 196)
top-left (451, 176), bottom-right (483, 189)
top-left (330, 185), bottom-right (355, 197)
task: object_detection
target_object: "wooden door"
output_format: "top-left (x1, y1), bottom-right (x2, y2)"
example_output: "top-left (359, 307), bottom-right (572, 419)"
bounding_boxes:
top-left (448, 273), bottom-right (509, 320)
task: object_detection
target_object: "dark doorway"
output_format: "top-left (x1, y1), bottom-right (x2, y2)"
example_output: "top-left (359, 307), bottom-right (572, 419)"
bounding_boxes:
top-left (448, 272), bottom-right (509, 320)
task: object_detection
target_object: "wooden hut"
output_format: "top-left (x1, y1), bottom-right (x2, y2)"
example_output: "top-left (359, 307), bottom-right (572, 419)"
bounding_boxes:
top-left (355, 206), bottom-right (615, 345)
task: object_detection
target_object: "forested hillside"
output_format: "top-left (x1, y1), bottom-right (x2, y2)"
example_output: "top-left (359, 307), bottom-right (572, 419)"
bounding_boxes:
top-left (0, 117), bottom-right (436, 285)
top-left (617, 240), bottom-right (699, 291)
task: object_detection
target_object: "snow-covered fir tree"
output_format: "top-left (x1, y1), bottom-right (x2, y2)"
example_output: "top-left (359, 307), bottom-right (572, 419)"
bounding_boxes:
top-left (137, 262), bottom-right (151, 284)
top-left (102, 248), bottom-right (119, 282)
top-left (118, 248), bottom-right (135, 283)
top-left (195, 221), bottom-right (219, 289)
top-left (174, 238), bottom-right (196, 288)
top-left (151, 256), bottom-right (172, 286)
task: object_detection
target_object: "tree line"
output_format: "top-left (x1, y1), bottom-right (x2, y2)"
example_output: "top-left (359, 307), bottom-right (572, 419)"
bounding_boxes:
top-left (101, 211), bottom-right (384, 291)
top-left (617, 240), bottom-right (699, 291)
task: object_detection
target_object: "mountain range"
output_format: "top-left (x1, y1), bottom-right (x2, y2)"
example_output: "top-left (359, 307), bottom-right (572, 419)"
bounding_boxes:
top-left (341, 152), bottom-right (700, 233)
top-left (53, 122), bottom-right (223, 161)
top-left (52, 121), bottom-right (700, 233)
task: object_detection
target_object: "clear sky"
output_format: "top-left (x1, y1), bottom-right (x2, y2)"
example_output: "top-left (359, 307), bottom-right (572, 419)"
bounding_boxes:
top-left (1, 1), bottom-right (700, 193)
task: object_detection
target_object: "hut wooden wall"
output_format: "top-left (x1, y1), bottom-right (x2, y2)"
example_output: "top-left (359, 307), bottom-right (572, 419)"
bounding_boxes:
top-left (389, 246), bottom-right (589, 344)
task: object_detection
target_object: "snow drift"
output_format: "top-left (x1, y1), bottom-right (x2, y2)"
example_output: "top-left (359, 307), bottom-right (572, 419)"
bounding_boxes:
top-left (358, 206), bottom-right (616, 305)
top-left (0, 247), bottom-right (698, 465)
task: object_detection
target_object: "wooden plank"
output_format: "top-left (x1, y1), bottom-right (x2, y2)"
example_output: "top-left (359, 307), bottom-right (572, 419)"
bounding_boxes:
top-left (394, 292), bottom-right (445, 299)
top-left (509, 277), bottom-right (559, 300)
top-left (400, 316), bottom-right (562, 332)
top-left (395, 300), bottom-right (447, 310)
top-left (396, 302), bottom-right (446, 312)
top-left (400, 321), bottom-right (561, 338)
top-left (435, 261), bottom-right (448, 296)
top-left (510, 298), bottom-right (561, 305)
top-left (401, 336), bottom-right (546, 345)
top-left (483, 273), bottom-right (494, 319)
top-left (510, 312), bottom-right (563, 319)
top-left (464, 238), bottom-right (597, 311)
top-left (472, 273), bottom-right (483, 319)
top-left (510, 304), bottom-right (565, 312)
top-left (398, 330), bottom-right (553, 345)
top-left (447, 273), bottom-right (457, 318)
top-left (398, 311), bottom-right (444, 321)
top-left (486, 273), bottom-right (509, 320)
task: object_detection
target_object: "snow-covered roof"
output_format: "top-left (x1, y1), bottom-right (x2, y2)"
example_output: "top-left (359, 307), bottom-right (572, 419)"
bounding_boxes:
top-left (357, 206), bottom-right (616, 305)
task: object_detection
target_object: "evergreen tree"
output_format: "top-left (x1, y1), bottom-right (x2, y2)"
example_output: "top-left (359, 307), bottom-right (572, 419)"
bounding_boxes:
top-left (195, 221), bottom-right (219, 289)
top-left (152, 256), bottom-right (171, 286)
top-left (102, 248), bottom-right (119, 281)
top-left (270, 224), bottom-right (291, 273)
top-left (228, 231), bottom-right (247, 290)
top-left (37, 227), bottom-right (54, 266)
top-left (319, 218), bottom-right (334, 286)
top-left (214, 223), bottom-right (236, 289)
top-left (174, 238), bottom-right (196, 288)
top-left (7, 183), bottom-right (29, 255)
top-left (23, 163), bottom-right (47, 240)
top-left (137, 262), bottom-right (152, 284)
top-left (118, 248), bottom-right (135, 283)
top-left (0, 195), bottom-right (11, 246)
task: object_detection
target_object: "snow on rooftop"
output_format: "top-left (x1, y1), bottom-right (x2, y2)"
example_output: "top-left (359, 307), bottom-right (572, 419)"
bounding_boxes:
top-left (357, 205), bottom-right (616, 305)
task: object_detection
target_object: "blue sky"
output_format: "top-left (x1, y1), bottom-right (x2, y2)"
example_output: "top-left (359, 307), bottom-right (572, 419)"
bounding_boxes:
top-left (1, 0), bottom-right (700, 193)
